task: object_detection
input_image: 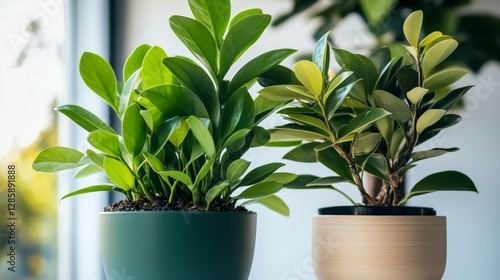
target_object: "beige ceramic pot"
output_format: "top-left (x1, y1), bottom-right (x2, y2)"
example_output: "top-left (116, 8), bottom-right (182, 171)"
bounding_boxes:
top-left (312, 207), bottom-right (446, 280)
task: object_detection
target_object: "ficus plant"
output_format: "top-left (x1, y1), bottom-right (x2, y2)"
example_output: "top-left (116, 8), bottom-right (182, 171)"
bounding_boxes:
top-left (33, 0), bottom-right (296, 215)
top-left (258, 10), bottom-right (477, 206)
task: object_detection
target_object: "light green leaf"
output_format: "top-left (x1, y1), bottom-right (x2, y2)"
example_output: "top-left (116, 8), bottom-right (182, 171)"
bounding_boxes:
top-left (236, 181), bottom-right (282, 199)
top-left (142, 152), bottom-right (165, 173)
top-left (205, 181), bottom-right (230, 207)
top-left (79, 52), bottom-right (118, 111)
top-left (103, 157), bottom-right (135, 190)
top-left (417, 109), bottom-right (446, 134)
top-left (261, 173), bottom-right (298, 185)
top-left (423, 67), bottom-right (468, 91)
top-left (122, 104), bottom-right (146, 156)
top-left (219, 14), bottom-right (271, 79)
top-left (227, 159), bottom-right (251, 183)
top-left (419, 31), bottom-right (442, 48)
top-left (294, 60), bottom-right (323, 96)
top-left (170, 15), bottom-right (218, 76)
top-left (87, 130), bottom-right (121, 157)
top-left (186, 116), bottom-right (215, 158)
top-left (73, 165), bottom-right (103, 178)
top-left (258, 85), bottom-right (315, 102)
top-left (188, 0), bottom-right (230, 44)
top-left (33, 146), bottom-right (85, 172)
top-left (399, 171), bottom-right (478, 205)
top-left (118, 69), bottom-right (141, 119)
top-left (242, 195), bottom-right (289, 216)
top-left (407, 87), bottom-right (429, 104)
top-left (158, 171), bottom-right (193, 187)
top-left (55, 104), bottom-right (115, 133)
top-left (221, 129), bottom-right (250, 150)
top-left (141, 46), bottom-right (172, 89)
top-left (403, 10), bottom-right (423, 48)
top-left (354, 133), bottom-right (382, 156)
top-left (422, 39), bottom-right (458, 77)
top-left (123, 44), bottom-right (151, 81)
top-left (287, 114), bottom-right (330, 134)
top-left (229, 9), bottom-right (263, 29)
top-left (168, 118), bottom-right (189, 148)
top-left (87, 149), bottom-right (104, 169)
top-left (270, 126), bottom-right (326, 142)
top-left (60, 185), bottom-right (126, 201)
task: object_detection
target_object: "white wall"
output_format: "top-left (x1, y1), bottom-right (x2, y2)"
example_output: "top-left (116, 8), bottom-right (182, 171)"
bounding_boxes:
top-left (123, 1), bottom-right (500, 279)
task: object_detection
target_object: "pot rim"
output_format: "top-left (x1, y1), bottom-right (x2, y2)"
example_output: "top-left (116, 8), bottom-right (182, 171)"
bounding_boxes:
top-left (99, 210), bottom-right (256, 216)
top-left (318, 206), bottom-right (436, 216)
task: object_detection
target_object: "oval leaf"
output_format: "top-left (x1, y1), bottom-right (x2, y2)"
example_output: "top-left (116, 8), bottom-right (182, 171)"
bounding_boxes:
top-left (79, 52), bottom-right (118, 111)
top-left (241, 195), bottom-right (289, 216)
top-left (142, 46), bottom-right (173, 89)
top-left (103, 157), bottom-right (135, 190)
top-left (417, 109), bottom-right (446, 134)
top-left (236, 181), bottom-right (282, 199)
top-left (403, 10), bottom-right (423, 48)
top-left (56, 104), bottom-right (115, 133)
top-left (294, 60), bottom-right (323, 96)
top-left (33, 147), bottom-right (85, 172)
top-left (122, 104), bottom-right (147, 156)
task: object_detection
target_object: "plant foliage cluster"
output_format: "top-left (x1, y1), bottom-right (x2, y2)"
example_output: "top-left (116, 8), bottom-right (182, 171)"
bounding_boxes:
top-left (33, 0), bottom-right (297, 215)
top-left (258, 10), bottom-right (477, 206)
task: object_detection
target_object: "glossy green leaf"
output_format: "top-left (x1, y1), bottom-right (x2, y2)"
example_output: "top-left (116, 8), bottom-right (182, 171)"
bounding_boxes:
top-left (220, 87), bottom-right (255, 140)
top-left (354, 133), bottom-right (382, 156)
top-left (337, 108), bottom-right (391, 142)
top-left (236, 181), bottom-right (282, 199)
top-left (317, 147), bottom-right (353, 181)
top-left (221, 129), bottom-right (250, 150)
top-left (333, 48), bottom-right (378, 95)
top-left (103, 157), bottom-right (135, 190)
top-left (122, 104), bottom-right (146, 156)
top-left (158, 171), bottom-right (193, 187)
top-left (313, 32), bottom-right (331, 79)
top-left (60, 185), bottom-right (126, 201)
top-left (240, 162), bottom-right (284, 186)
top-left (411, 147), bottom-right (459, 163)
top-left (400, 171), bottom-right (478, 205)
top-left (87, 130), bottom-right (121, 157)
top-left (227, 159), bottom-right (251, 183)
top-left (403, 10), bottom-right (423, 48)
top-left (416, 109), bottom-right (446, 134)
top-left (205, 181), bottom-right (230, 207)
top-left (422, 35), bottom-right (452, 55)
top-left (79, 52), bottom-right (118, 111)
top-left (407, 87), bottom-right (429, 104)
top-left (219, 14), bottom-right (271, 79)
top-left (33, 146), bottom-right (85, 172)
top-left (118, 69), bottom-right (141, 119)
top-left (294, 60), bottom-right (323, 96)
top-left (376, 116), bottom-right (393, 143)
top-left (228, 49), bottom-right (296, 96)
top-left (364, 153), bottom-right (390, 181)
top-left (141, 46), bottom-right (173, 89)
top-left (423, 67), bottom-right (468, 91)
top-left (287, 114), bottom-right (330, 134)
top-left (283, 142), bottom-right (319, 163)
top-left (188, 0), bottom-right (230, 44)
top-left (389, 127), bottom-right (405, 159)
top-left (258, 85), bottom-right (315, 102)
top-left (250, 126), bottom-right (271, 148)
top-left (170, 15), bottom-right (218, 75)
top-left (270, 125), bottom-right (327, 142)
top-left (242, 195), bottom-right (289, 216)
top-left (261, 173), bottom-right (298, 185)
top-left (419, 31), bottom-right (442, 48)
top-left (56, 104), bottom-right (115, 133)
top-left (422, 39), bottom-right (458, 77)
top-left (431, 86), bottom-right (473, 112)
top-left (324, 71), bottom-right (353, 101)
top-left (86, 149), bottom-right (104, 169)
top-left (150, 117), bottom-right (180, 154)
top-left (374, 90), bottom-right (412, 123)
top-left (123, 44), bottom-right (151, 81)
top-left (325, 81), bottom-right (358, 120)
top-left (186, 116), bottom-right (215, 158)
top-left (162, 57), bottom-right (219, 124)
top-left (73, 165), bottom-right (103, 178)
top-left (141, 84), bottom-right (209, 119)
top-left (284, 174), bottom-right (319, 189)
top-left (229, 8), bottom-right (263, 29)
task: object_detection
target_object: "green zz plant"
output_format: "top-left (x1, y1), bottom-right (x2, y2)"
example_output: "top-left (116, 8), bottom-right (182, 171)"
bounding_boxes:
top-left (33, 0), bottom-right (296, 215)
top-left (258, 10), bottom-right (477, 206)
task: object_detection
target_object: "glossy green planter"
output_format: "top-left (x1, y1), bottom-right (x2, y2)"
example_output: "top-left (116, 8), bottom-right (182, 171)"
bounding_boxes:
top-left (100, 211), bottom-right (256, 280)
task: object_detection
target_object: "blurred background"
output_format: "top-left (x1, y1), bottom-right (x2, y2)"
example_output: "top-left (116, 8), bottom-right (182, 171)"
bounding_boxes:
top-left (0, 0), bottom-right (499, 279)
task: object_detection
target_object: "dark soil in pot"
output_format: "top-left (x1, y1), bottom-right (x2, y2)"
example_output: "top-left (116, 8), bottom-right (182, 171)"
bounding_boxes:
top-left (318, 206), bottom-right (436, 215)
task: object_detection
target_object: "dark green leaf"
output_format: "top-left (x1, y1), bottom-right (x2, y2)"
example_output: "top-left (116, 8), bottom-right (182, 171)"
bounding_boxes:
top-left (313, 32), bottom-right (331, 79)
top-left (240, 162), bottom-right (284, 186)
top-left (411, 148), bottom-right (459, 162)
top-left (338, 108), bottom-right (391, 142)
top-left (317, 147), bottom-right (353, 181)
top-left (122, 104), bottom-right (147, 156)
top-left (373, 90), bottom-right (412, 123)
top-left (236, 181), bottom-right (282, 199)
top-left (307, 176), bottom-right (349, 186)
top-left (283, 142), bottom-right (319, 163)
top-left (186, 116), bottom-right (216, 158)
top-left (220, 87), bottom-right (255, 140)
top-left (364, 153), bottom-right (390, 181)
top-left (188, 0), bottom-right (230, 44)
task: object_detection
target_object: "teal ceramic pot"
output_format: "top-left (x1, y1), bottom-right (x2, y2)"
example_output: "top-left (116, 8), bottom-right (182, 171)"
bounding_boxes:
top-left (100, 211), bottom-right (256, 280)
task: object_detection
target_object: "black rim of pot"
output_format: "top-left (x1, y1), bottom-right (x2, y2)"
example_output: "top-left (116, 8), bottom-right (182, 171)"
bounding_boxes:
top-left (318, 206), bottom-right (437, 216)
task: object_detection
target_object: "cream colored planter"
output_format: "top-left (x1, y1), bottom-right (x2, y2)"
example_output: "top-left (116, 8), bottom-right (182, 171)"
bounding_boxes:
top-left (312, 215), bottom-right (446, 280)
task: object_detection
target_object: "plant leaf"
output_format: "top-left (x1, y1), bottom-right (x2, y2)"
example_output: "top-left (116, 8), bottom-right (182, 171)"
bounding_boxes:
top-left (170, 15), bottom-right (218, 76)
top-left (220, 87), bottom-right (255, 140)
top-left (123, 44), bottom-right (151, 81)
top-left (122, 104), bottom-right (147, 156)
top-left (188, 0), bottom-right (230, 44)
top-left (236, 181), bottom-right (282, 199)
top-left (158, 171), bottom-right (193, 187)
top-left (313, 32), bottom-right (331, 79)
top-left (422, 39), bottom-right (458, 77)
top-left (337, 108), bottom-right (391, 142)
top-left (55, 104), bottom-right (115, 133)
top-left (307, 176), bottom-right (349, 186)
top-left (141, 46), bottom-right (173, 89)
top-left (373, 90), bottom-right (412, 123)
top-left (423, 67), bottom-right (468, 91)
top-left (411, 147), bottom-right (459, 162)
top-left (33, 147), bottom-right (85, 172)
top-left (417, 109), bottom-right (446, 134)
top-left (400, 171), bottom-right (478, 205)
top-left (79, 52), bottom-right (118, 111)
top-left (403, 10), bottom-right (423, 48)
top-left (219, 14), bottom-right (271, 79)
top-left (60, 185), bottom-right (126, 201)
top-left (283, 142), bottom-right (319, 163)
top-left (205, 181), bottom-right (230, 207)
top-left (88, 130), bottom-right (121, 157)
top-left (118, 69), bottom-right (141, 119)
top-left (227, 159), bottom-right (251, 183)
top-left (294, 60), bottom-right (323, 96)
top-left (240, 162), bottom-right (284, 186)
top-left (317, 147), bottom-right (353, 181)
top-left (407, 87), bottom-right (429, 105)
top-left (186, 116), bottom-right (215, 158)
top-left (242, 195), bottom-right (289, 216)
top-left (103, 157), bottom-right (135, 190)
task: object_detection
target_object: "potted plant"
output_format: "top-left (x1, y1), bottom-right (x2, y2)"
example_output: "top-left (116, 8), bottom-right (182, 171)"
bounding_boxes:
top-left (32, 0), bottom-right (296, 279)
top-left (258, 10), bottom-right (478, 279)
